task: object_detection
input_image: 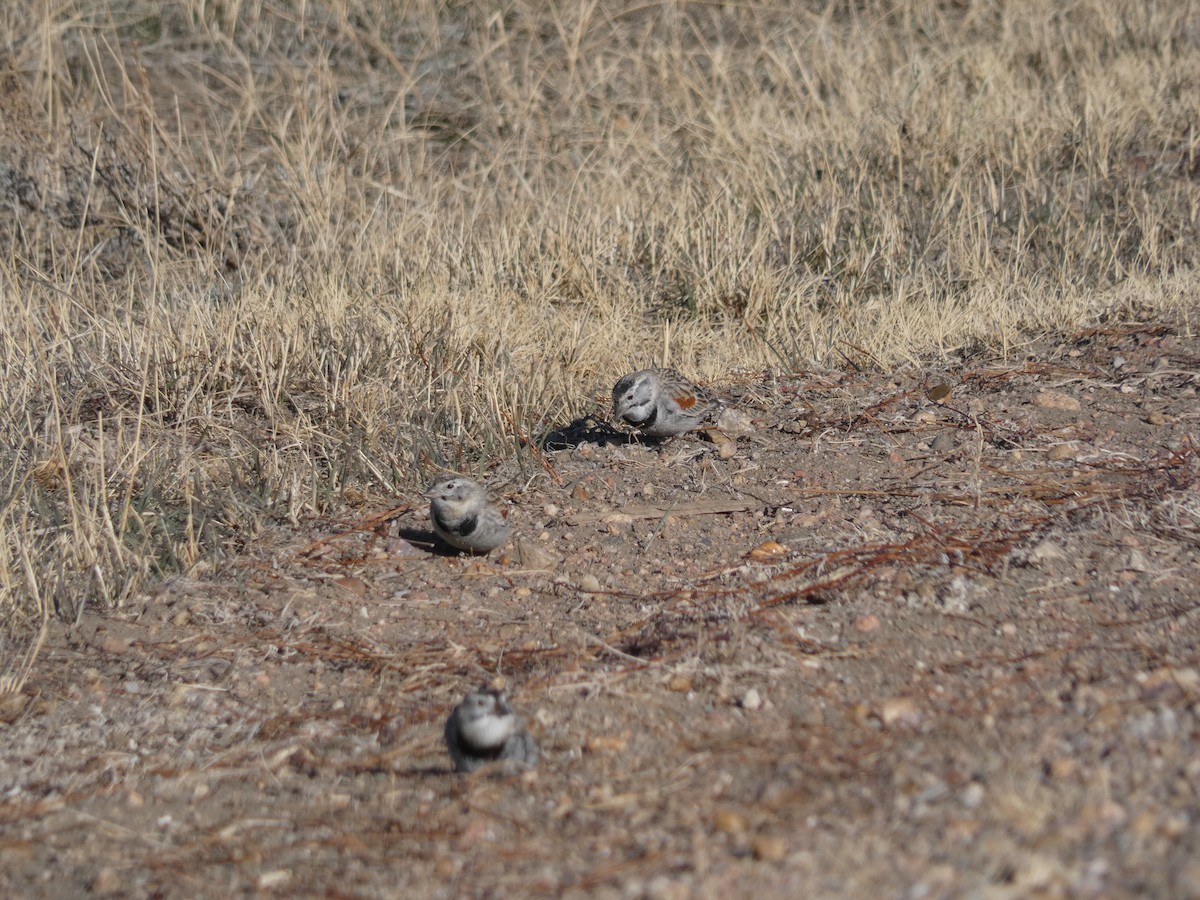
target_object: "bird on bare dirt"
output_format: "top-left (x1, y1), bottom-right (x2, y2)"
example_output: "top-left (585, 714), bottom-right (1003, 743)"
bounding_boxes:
top-left (443, 685), bottom-right (540, 773)
top-left (611, 368), bottom-right (719, 439)
top-left (423, 473), bottom-right (511, 554)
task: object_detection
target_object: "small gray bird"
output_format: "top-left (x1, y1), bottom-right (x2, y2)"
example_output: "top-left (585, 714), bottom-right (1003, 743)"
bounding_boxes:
top-left (444, 686), bottom-right (540, 773)
top-left (423, 474), bottom-right (511, 554)
top-left (612, 368), bottom-right (719, 439)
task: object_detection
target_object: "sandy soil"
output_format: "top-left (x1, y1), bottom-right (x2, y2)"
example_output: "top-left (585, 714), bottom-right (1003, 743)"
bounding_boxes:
top-left (2, 323), bottom-right (1199, 899)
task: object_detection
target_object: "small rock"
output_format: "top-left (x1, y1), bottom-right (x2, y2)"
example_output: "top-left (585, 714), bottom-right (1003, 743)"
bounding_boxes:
top-left (1029, 539), bottom-right (1066, 564)
top-left (575, 574), bottom-right (602, 593)
top-left (747, 541), bottom-right (787, 561)
top-left (926, 383), bottom-right (953, 403)
top-left (930, 432), bottom-right (956, 453)
top-left (751, 835), bottom-right (787, 862)
top-left (100, 635), bottom-right (130, 655)
top-left (386, 538), bottom-right (423, 557)
top-left (1014, 855), bottom-right (1067, 891)
top-left (716, 408), bottom-right (754, 435)
top-left (1147, 410), bottom-right (1168, 425)
top-left (91, 867), bottom-right (121, 895)
top-left (667, 673), bottom-right (692, 693)
top-left (878, 696), bottom-right (922, 728)
top-left (740, 688), bottom-right (763, 710)
top-left (1047, 444), bottom-right (1076, 461)
top-left (961, 783), bottom-right (985, 809)
top-left (585, 734), bottom-right (629, 754)
top-left (1047, 756), bottom-right (1078, 780)
top-left (938, 575), bottom-right (970, 612)
top-left (1034, 390), bottom-right (1081, 412)
top-left (603, 513), bottom-right (633, 533)
top-left (717, 441), bottom-right (738, 459)
top-left (515, 538), bottom-right (556, 569)
top-left (854, 614), bottom-right (881, 632)
top-left (713, 809), bottom-right (747, 834)
top-left (1123, 548), bottom-right (1151, 572)
top-left (335, 576), bottom-right (368, 597)
top-left (1138, 667), bottom-right (1200, 702)
top-left (0, 691), bottom-right (30, 723)
top-left (257, 870), bottom-right (292, 890)
top-left (910, 579), bottom-right (938, 604)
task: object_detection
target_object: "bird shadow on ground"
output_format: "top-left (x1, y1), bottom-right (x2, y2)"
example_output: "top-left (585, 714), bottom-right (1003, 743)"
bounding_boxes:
top-left (540, 415), bottom-right (644, 450)
top-left (394, 526), bottom-right (462, 556)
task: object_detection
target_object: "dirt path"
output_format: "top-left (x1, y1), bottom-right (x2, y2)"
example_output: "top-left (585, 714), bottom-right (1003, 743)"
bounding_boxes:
top-left (3, 324), bottom-right (1199, 898)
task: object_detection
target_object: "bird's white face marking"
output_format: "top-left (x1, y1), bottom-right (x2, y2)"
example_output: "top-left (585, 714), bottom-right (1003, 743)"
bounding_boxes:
top-left (424, 475), bottom-right (488, 521)
top-left (612, 371), bottom-right (659, 426)
top-left (455, 691), bottom-right (515, 749)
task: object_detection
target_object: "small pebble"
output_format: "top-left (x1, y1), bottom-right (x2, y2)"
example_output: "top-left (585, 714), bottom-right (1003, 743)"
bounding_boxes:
top-left (751, 835), bottom-right (787, 862)
top-left (961, 783), bottom-right (985, 809)
top-left (854, 614), bottom-right (881, 632)
top-left (91, 868), bottom-right (121, 895)
top-left (878, 696), bottom-right (922, 728)
top-left (257, 871), bottom-right (292, 890)
top-left (1048, 757), bottom-right (1078, 779)
top-left (1034, 390), bottom-right (1082, 412)
top-left (713, 809), bottom-right (747, 834)
top-left (930, 432), bottom-right (956, 453)
top-left (336, 576), bottom-right (368, 597)
top-left (667, 674), bottom-right (692, 693)
top-left (740, 688), bottom-right (763, 710)
top-left (1029, 539), bottom-right (1066, 563)
top-left (586, 734), bottom-right (629, 754)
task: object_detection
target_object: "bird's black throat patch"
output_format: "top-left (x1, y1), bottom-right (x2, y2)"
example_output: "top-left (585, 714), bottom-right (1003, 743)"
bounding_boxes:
top-left (434, 508), bottom-right (478, 538)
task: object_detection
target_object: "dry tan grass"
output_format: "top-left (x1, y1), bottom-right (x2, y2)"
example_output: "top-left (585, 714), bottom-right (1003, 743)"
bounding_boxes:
top-left (1, 0), bottom-right (1199, 678)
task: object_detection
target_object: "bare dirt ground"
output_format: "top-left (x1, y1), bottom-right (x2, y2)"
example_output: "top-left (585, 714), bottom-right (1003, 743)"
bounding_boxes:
top-left (2, 322), bottom-right (1199, 899)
